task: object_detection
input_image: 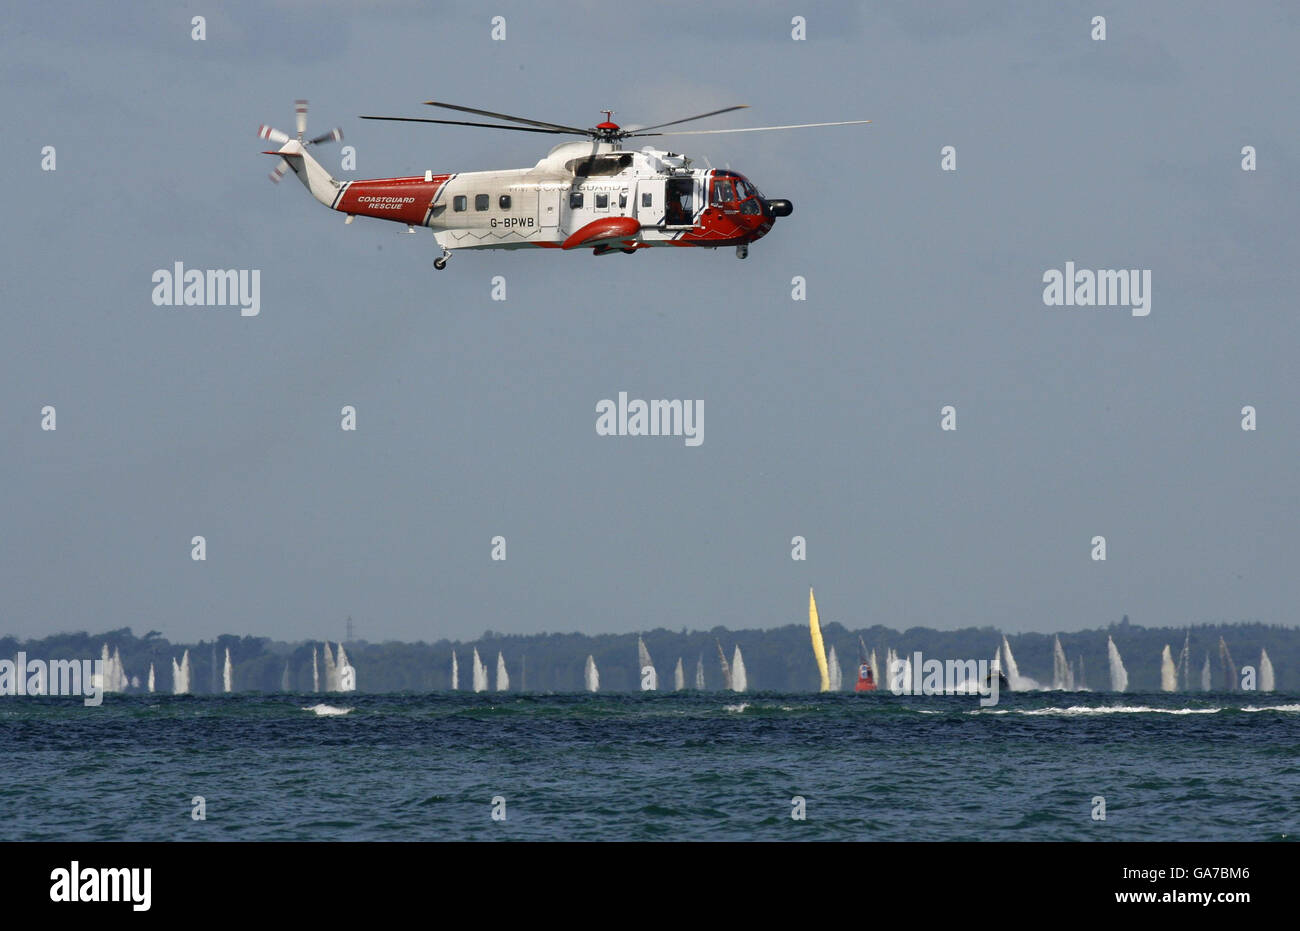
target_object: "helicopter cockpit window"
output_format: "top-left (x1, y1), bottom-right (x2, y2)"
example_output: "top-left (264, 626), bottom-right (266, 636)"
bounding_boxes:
top-left (569, 192), bottom-right (584, 209)
top-left (453, 195), bottom-right (467, 212)
top-left (734, 179), bottom-right (752, 199)
top-left (711, 180), bottom-right (737, 204)
top-left (474, 194), bottom-right (489, 211)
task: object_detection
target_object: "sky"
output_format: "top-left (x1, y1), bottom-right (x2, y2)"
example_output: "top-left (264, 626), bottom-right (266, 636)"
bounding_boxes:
top-left (2, 1), bottom-right (1298, 644)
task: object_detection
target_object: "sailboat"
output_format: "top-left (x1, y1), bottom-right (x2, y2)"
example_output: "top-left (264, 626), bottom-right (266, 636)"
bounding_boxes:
top-left (854, 639), bottom-right (877, 692)
top-left (808, 587), bottom-right (830, 692)
top-left (716, 639), bottom-right (732, 691)
top-left (731, 645), bottom-right (747, 692)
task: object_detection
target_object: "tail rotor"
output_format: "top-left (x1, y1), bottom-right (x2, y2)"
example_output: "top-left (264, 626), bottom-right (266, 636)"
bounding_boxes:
top-left (258, 99), bottom-right (343, 183)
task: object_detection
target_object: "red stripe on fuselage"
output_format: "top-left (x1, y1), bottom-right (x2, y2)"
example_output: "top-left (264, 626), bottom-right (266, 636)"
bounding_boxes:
top-left (336, 175), bottom-right (451, 225)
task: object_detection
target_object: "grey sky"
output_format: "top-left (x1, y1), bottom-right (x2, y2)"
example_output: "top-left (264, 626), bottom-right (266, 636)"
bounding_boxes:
top-left (2, 1), bottom-right (1297, 644)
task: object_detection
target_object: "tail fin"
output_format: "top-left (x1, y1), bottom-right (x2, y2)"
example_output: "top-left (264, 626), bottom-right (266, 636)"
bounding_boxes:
top-left (265, 140), bottom-right (341, 208)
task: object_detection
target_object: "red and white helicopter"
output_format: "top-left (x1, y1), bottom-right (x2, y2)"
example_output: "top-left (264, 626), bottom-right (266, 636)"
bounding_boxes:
top-left (259, 100), bottom-right (869, 269)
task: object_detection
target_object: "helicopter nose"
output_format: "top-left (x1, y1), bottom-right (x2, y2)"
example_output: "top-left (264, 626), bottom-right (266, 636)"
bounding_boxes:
top-left (765, 198), bottom-right (793, 218)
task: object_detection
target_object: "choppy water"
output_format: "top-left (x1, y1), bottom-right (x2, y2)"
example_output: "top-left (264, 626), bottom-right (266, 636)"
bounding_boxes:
top-left (3, 691), bottom-right (1297, 841)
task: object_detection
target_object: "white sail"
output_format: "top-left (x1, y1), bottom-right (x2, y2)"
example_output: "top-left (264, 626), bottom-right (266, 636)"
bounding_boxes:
top-left (472, 648), bottom-right (488, 693)
top-left (1219, 637), bottom-right (1237, 691)
top-left (1106, 636), bottom-right (1128, 692)
top-left (496, 651), bottom-right (509, 691)
top-left (869, 649), bottom-right (878, 686)
top-left (674, 657), bottom-right (685, 691)
top-left (451, 651), bottom-right (459, 691)
top-left (147, 663), bottom-right (155, 693)
top-left (312, 647), bottom-right (320, 692)
top-left (716, 640), bottom-right (732, 690)
top-left (223, 648), bottom-right (233, 693)
top-left (638, 636), bottom-right (657, 691)
top-left (111, 647), bottom-right (125, 692)
top-left (336, 643), bottom-right (355, 692)
top-left (731, 646), bottom-right (748, 693)
top-left (281, 662), bottom-right (291, 692)
top-left (1259, 649), bottom-right (1275, 692)
top-left (1160, 645), bottom-right (1176, 692)
top-left (1201, 652), bottom-right (1211, 691)
top-left (322, 642), bottom-right (338, 692)
top-left (1180, 632), bottom-right (1191, 691)
top-left (694, 655), bottom-right (705, 690)
top-left (827, 645), bottom-right (842, 691)
top-left (1001, 635), bottom-right (1037, 691)
top-left (172, 650), bottom-right (191, 694)
top-left (1052, 635), bottom-right (1074, 690)
top-left (585, 654), bottom-right (599, 692)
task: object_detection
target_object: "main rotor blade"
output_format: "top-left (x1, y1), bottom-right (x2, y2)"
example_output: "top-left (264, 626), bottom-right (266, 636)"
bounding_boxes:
top-left (630, 120), bottom-right (872, 137)
top-left (360, 116), bottom-right (575, 134)
top-left (629, 105), bottom-right (749, 133)
top-left (423, 101), bottom-right (589, 135)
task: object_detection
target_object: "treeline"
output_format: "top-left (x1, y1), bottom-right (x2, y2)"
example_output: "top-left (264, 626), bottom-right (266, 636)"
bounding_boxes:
top-left (0, 616), bottom-right (1292, 693)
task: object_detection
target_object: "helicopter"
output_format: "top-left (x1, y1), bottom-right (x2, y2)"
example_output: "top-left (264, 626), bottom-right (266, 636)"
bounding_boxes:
top-left (259, 100), bottom-right (869, 269)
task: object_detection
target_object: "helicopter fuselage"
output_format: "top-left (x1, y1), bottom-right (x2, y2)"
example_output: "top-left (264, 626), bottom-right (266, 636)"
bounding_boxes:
top-left (330, 141), bottom-right (782, 256)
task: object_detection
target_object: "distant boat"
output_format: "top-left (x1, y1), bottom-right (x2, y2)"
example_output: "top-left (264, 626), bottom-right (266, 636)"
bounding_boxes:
top-left (854, 648), bottom-right (877, 692)
top-left (638, 636), bottom-right (657, 690)
top-left (731, 645), bottom-right (747, 693)
top-left (716, 639), bottom-right (732, 690)
top-left (673, 657), bottom-right (685, 691)
top-left (584, 654), bottom-right (599, 693)
top-left (808, 587), bottom-right (830, 692)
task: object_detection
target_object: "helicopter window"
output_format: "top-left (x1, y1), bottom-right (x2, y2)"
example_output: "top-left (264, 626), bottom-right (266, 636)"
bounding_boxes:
top-left (619, 192), bottom-right (628, 209)
top-left (595, 193), bottom-right (609, 209)
top-left (711, 180), bottom-right (736, 204)
top-left (740, 199), bottom-right (761, 216)
top-left (474, 194), bottom-right (489, 211)
top-left (453, 195), bottom-right (467, 212)
top-left (569, 192), bottom-right (583, 209)
top-left (499, 195), bottom-right (511, 210)
top-left (641, 192), bottom-right (652, 208)
top-left (734, 179), bottom-right (752, 199)
top-left (665, 177), bottom-right (694, 225)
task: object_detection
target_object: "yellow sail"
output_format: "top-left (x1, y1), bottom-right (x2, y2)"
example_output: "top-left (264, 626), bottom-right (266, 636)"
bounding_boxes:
top-left (809, 587), bottom-right (830, 692)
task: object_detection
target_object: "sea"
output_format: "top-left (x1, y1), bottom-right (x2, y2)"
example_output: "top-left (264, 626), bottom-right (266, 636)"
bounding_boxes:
top-left (3, 691), bottom-right (1297, 841)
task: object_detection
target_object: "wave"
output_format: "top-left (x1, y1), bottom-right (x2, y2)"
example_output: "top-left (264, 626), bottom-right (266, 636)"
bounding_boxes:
top-left (303, 703), bottom-right (352, 716)
top-left (971, 704), bottom-right (1300, 716)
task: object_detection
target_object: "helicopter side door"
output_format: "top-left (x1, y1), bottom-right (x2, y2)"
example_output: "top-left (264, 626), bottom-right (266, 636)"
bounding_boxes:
top-left (635, 180), bottom-right (664, 228)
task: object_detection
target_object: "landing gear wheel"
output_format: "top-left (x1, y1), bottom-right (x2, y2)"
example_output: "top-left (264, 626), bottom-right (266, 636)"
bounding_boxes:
top-left (736, 244), bottom-right (749, 260)
top-left (433, 257), bottom-right (447, 270)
